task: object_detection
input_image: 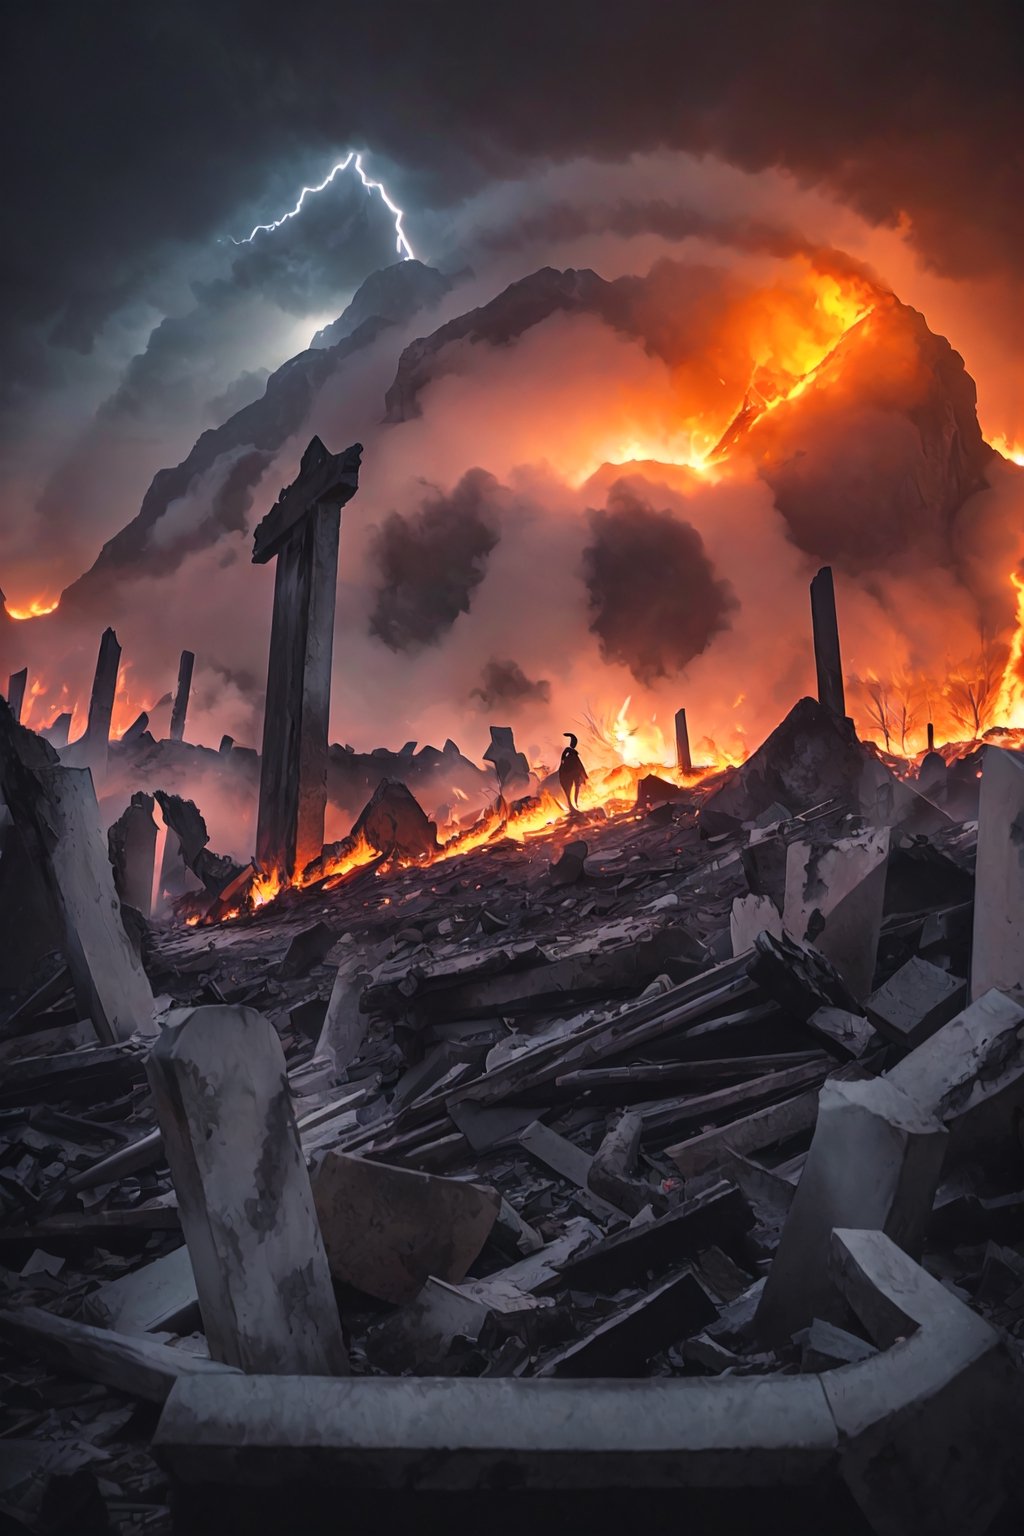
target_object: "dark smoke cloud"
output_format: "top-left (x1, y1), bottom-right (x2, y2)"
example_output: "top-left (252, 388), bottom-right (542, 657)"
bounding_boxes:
top-left (4, 0), bottom-right (1021, 407)
top-left (368, 468), bottom-right (503, 651)
top-left (471, 658), bottom-right (551, 710)
top-left (583, 484), bottom-right (738, 684)
top-left (470, 198), bottom-right (885, 288)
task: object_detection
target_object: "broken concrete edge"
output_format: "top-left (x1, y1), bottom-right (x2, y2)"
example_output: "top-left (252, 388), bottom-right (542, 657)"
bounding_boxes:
top-left (152, 1230), bottom-right (1020, 1505)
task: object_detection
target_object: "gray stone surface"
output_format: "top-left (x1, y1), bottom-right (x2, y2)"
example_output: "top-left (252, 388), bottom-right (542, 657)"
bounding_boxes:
top-left (783, 829), bottom-right (889, 999)
top-left (147, 1004), bottom-right (347, 1376)
top-left (865, 956), bottom-right (967, 1049)
top-left (971, 745), bottom-right (1024, 999)
top-left (755, 1075), bottom-right (947, 1344)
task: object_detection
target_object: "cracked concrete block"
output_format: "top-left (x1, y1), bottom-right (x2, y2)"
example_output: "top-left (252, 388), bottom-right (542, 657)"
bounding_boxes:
top-left (147, 1004), bottom-right (347, 1376)
top-left (828, 1228), bottom-right (1021, 1536)
top-left (886, 988), bottom-right (1024, 1165)
top-left (865, 956), bottom-right (967, 1049)
top-left (755, 1076), bottom-right (947, 1344)
top-left (783, 829), bottom-right (889, 999)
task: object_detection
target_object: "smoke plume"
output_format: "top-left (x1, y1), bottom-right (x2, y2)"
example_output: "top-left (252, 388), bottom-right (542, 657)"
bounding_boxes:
top-left (368, 468), bottom-right (503, 651)
top-left (582, 484), bottom-right (739, 685)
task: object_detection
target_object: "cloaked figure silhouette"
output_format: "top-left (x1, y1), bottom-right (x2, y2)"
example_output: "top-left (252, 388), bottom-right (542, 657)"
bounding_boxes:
top-left (559, 732), bottom-right (589, 812)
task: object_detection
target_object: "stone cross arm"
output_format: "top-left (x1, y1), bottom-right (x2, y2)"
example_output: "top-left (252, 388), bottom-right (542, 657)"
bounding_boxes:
top-left (252, 437), bottom-right (363, 565)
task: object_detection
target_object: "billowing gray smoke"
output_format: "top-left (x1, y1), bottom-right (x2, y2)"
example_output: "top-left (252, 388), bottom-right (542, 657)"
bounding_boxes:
top-left (583, 483), bottom-right (738, 684)
top-left (368, 468), bottom-right (502, 651)
top-left (471, 658), bottom-right (551, 709)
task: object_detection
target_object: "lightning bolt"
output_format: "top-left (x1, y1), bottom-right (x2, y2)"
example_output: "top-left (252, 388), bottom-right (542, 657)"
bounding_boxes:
top-left (231, 152), bottom-right (415, 258)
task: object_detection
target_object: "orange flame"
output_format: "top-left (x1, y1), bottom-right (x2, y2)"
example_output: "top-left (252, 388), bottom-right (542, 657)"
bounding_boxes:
top-left (7, 596), bottom-right (60, 621)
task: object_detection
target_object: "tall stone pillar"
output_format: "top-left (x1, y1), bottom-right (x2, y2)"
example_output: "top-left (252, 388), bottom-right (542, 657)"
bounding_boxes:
top-left (809, 566), bottom-right (845, 718)
top-left (65, 628), bottom-right (121, 779)
top-left (252, 437), bottom-right (362, 882)
top-left (7, 669), bottom-right (27, 723)
top-left (971, 746), bottom-right (1024, 1000)
top-left (169, 650), bottom-right (195, 742)
top-left (674, 707), bottom-right (692, 774)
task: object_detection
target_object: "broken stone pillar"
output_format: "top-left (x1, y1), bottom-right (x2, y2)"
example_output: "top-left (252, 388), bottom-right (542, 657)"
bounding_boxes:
top-left (253, 437), bottom-right (362, 882)
top-left (783, 828), bottom-right (889, 999)
top-left (121, 711), bottom-right (149, 744)
top-left (65, 627), bottom-right (121, 779)
top-left (886, 988), bottom-right (1024, 1168)
top-left (755, 1073), bottom-right (948, 1345)
top-left (147, 1004), bottom-right (347, 1375)
top-left (41, 712), bottom-right (71, 748)
top-left (970, 746), bottom-right (1024, 999)
top-left (6, 668), bottom-right (26, 722)
top-left (483, 726), bottom-right (531, 799)
top-left (674, 707), bottom-right (692, 774)
top-left (809, 566), bottom-right (845, 718)
top-left (108, 791), bottom-right (158, 918)
top-left (0, 706), bottom-right (155, 1043)
top-left (169, 650), bottom-right (194, 742)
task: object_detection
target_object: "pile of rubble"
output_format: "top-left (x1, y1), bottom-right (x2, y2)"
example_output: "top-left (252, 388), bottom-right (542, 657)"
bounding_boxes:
top-left (1, 685), bottom-right (1024, 1534)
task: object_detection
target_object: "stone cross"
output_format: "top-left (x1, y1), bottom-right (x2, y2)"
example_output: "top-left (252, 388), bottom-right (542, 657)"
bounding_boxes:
top-left (252, 437), bottom-right (362, 883)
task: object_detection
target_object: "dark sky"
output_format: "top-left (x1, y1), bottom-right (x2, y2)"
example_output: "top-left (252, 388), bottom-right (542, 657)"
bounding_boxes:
top-left (3, 0), bottom-right (1024, 782)
top-left (4, 0), bottom-right (1022, 406)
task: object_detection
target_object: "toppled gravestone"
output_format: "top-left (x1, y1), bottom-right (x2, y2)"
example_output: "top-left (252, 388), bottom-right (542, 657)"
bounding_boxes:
top-left (782, 828), bottom-right (889, 999)
top-left (311, 1151), bottom-right (500, 1302)
top-left (147, 1004), bottom-right (348, 1376)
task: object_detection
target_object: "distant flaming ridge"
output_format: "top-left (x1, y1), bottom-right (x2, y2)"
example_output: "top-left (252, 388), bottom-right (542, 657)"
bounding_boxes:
top-left (5, 257), bottom-right (1024, 809)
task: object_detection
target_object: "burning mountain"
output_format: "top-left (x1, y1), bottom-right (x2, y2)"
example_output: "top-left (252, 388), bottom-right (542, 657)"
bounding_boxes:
top-left (3, 248), bottom-right (1024, 837)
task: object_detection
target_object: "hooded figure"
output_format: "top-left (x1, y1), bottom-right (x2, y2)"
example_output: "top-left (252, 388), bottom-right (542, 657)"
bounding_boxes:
top-left (559, 732), bottom-right (589, 811)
